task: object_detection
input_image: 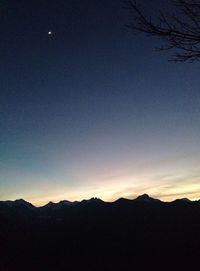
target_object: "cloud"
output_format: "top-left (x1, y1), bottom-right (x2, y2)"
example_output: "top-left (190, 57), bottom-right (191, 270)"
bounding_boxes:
top-left (108, 170), bottom-right (200, 201)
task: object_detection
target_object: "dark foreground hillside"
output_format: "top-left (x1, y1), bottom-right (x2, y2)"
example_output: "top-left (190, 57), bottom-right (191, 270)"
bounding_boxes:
top-left (1, 195), bottom-right (200, 271)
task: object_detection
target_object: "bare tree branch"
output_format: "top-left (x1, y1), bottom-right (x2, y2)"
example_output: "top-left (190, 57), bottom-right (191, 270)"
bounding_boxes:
top-left (124, 0), bottom-right (200, 62)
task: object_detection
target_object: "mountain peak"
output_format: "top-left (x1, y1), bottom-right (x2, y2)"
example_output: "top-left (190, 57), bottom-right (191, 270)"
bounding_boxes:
top-left (45, 201), bottom-right (56, 207)
top-left (173, 198), bottom-right (191, 204)
top-left (135, 194), bottom-right (160, 202)
top-left (14, 199), bottom-right (35, 208)
top-left (56, 200), bottom-right (74, 207)
top-left (58, 200), bottom-right (71, 204)
top-left (80, 197), bottom-right (103, 205)
top-left (15, 198), bottom-right (28, 203)
top-left (114, 197), bottom-right (132, 203)
top-left (179, 198), bottom-right (191, 202)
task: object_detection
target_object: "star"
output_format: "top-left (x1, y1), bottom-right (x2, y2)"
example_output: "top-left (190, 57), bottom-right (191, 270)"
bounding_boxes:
top-left (48, 31), bottom-right (52, 36)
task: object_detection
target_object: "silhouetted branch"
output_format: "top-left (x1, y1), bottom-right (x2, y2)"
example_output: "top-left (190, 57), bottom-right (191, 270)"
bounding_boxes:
top-left (124, 0), bottom-right (200, 62)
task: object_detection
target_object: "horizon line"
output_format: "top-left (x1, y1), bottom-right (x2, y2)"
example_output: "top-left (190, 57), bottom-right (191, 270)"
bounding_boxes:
top-left (1, 194), bottom-right (199, 207)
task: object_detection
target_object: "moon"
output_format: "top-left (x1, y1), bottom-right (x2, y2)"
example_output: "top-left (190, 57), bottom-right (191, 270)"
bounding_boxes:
top-left (48, 31), bottom-right (52, 35)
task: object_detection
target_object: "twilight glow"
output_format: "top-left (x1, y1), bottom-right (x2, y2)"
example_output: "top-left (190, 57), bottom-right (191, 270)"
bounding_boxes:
top-left (0, 0), bottom-right (200, 206)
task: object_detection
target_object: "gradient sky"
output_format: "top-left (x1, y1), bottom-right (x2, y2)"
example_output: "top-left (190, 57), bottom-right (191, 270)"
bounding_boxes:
top-left (0, 0), bottom-right (200, 205)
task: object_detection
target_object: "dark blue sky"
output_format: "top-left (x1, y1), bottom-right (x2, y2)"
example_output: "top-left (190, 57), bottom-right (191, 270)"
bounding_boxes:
top-left (0, 0), bottom-right (200, 205)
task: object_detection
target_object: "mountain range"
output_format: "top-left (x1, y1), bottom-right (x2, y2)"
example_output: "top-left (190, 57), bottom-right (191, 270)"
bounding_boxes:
top-left (1, 193), bottom-right (200, 271)
top-left (0, 194), bottom-right (195, 211)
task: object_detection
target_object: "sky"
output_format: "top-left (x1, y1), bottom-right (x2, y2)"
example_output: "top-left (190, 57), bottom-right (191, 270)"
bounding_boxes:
top-left (0, 0), bottom-right (200, 206)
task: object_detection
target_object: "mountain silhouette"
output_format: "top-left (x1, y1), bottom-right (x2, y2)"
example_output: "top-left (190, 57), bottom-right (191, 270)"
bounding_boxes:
top-left (1, 198), bottom-right (35, 208)
top-left (0, 194), bottom-right (197, 211)
top-left (0, 194), bottom-right (200, 270)
top-left (134, 193), bottom-right (161, 202)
